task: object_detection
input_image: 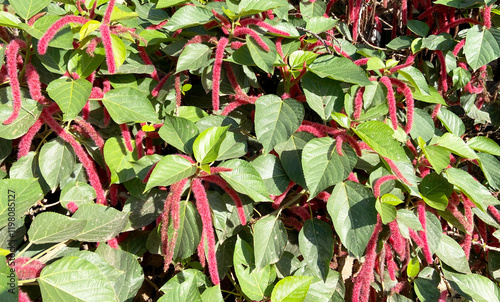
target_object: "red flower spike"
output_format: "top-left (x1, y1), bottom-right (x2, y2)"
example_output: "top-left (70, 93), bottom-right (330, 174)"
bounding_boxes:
top-left (74, 118), bottom-right (105, 152)
top-left (335, 136), bottom-right (344, 156)
top-left (383, 157), bottom-right (413, 186)
top-left (203, 175), bottom-right (246, 225)
top-left (25, 63), bottom-right (43, 103)
top-left (67, 201), bottom-right (79, 213)
top-left (17, 118), bottom-right (44, 159)
top-left (41, 109), bottom-right (106, 205)
top-left (137, 46), bottom-right (159, 82)
top-left (389, 54), bottom-right (415, 74)
top-left (325, 0), bottom-right (336, 16)
top-left (86, 37), bottom-right (101, 56)
top-left (197, 229), bottom-right (206, 267)
top-left (135, 130), bottom-right (146, 159)
top-left (233, 27), bottom-right (270, 51)
top-left (409, 228), bottom-right (425, 249)
top-left (379, 76), bottom-right (398, 130)
top-left (107, 237), bottom-right (119, 249)
top-left (353, 87), bottom-right (365, 120)
top-left (354, 57), bottom-right (369, 66)
top-left (82, 101), bottom-right (90, 120)
top-left (388, 77), bottom-right (414, 133)
top-left (453, 39), bottom-right (466, 56)
top-left (435, 51), bottom-right (448, 93)
top-left (483, 5), bottom-right (492, 29)
top-left (239, 18), bottom-right (290, 36)
top-left (146, 20), bottom-right (168, 30)
top-left (38, 16), bottom-right (88, 55)
top-left (100, 24), bottom-right (117, 75)
top-left (192, 178), bottom-right (220, 285)
top-left (352, 215), bottom-right (382, 302)
top-left (437, 18), bottom-right (480, 34)
top-left (271, 181), bottom-right (295, 209)
top-left (347, 172), bottom-right (360, 183)
top-left (488, 205), bottom-right (500, 223)
top-left (401, 0), bottom-right (408, 25)
top-left (417, 201), bottom-right (433, 264)
top-left (373, 175), bottom-right (398, 198)
top-left (19, 290), bottom-right (32, 302)
top-left (385, 244), bottom-right (397, 281)
top-left (212, 37), bottom-right (229, 111)
top-left (175, 73), bottom-right (182, 109)
top-left (211, 9), bottom-right (230, 34)
top-left (12, 257), bottom-right (46, 280)
top-left (438, 290), bottom-right (448, 302)
top-left (103, 0), bottom-right (115, 24)
top-left (152, 71), bottom-right (173, 97)
top-left (296, 125), bottom-right (327, 138)
top-left (3, 39), bottom-right (26, 125)
top-left (119, 123), bottom-right (134, 152)
top-left (388, 220), bottom-right (406, 260)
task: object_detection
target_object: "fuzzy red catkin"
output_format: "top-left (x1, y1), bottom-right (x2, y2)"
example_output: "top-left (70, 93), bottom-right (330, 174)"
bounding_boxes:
top-left (119, 123), bottom-right (134, 152)
top-left (12, 257), bottom-right (46, 280)
top-left (483, 5), bottom-right (492, 29)
top-left (137, 46), bottom-right (159, 82)
top-left (3, 39), bottom-right (26, 125)
top-left (67, 201), bottom-right (79, 213)
top-left (17, 118), bottom-right (43, 159)
top-left (135, 130), bottom-right (146, 159)
top-left (233, 27), bottom-right (270, 51)
top-left (417, 201), bottom-right (433, 264)
top-left (373, 175), bottom-right (398, 198)
top-left (435, 51), bottom-right (448, 93)
top-left (74, 118), bottom-right (105, 152)
top-left (385, 244), bottom-right (397, 280)
top-left (388, 220), bottom-right (406, 260)
top-left (86, 37), bottom-right (101, 56)
top-left (352, 215), bottom-right (382, 302)
top-left (383, 157), bottom-right (413, 186)
top-left (192, 178), bottom-right (220, 285)
top-left (347, 172), bottom-right (360, 182)
top-left (431, 104), bottom-right (441, 121)
top-left (38, 16), bottom-right (88, 55)
top-left (389, 77), bottom-right (414, 134)
top-left (107, 237), bottom-right (119, 249)
top-left (489, 205), bottom-right (500, 223)
top-left (203, 175), bottom-right (247, 225)
top-left (25, 63), bottom-right (43, 103)
top-left (379, 76), bottom-right (398, 130)
top-left (211, 9), bottom-right (230, 34)
top-left (452, 39), bottom-right (466, 56)
top-left (103, 0), bottom-right (116, 24)
top-left (41, 109), bottom-right (106, 204)
top-left (438, 290), bottom-right (448, 302)
top-left (100, 24), bottom-right (117, 74)
top-left (174, 73), bottom-right (182, 109)
top-left (212, 37), bottom-right (229, 111)
top-left (271, 181), bottom-right (295, 209)
top-left (353, 87), bottom-right (365, 120)
top-left (335, 136), bottom-right (344, 156)
top-left (437, 18), bottom-right (480, 34)
top-left (354, 57), bottom-right (369, 66)
top-left (238, 18), bottom-right (290, 36)
top-left (223, 62), bottom-right (245, 96)
top-left (152, 71), bottom-right (173, 97)
top-left (197, 229), bottom-right (206, 267)
top-left (389, 54), bottom-right (416, 74)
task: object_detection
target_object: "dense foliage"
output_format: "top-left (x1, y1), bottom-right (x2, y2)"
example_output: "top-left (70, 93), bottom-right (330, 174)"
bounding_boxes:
top-left (1, 0), bottom-right (500, 301)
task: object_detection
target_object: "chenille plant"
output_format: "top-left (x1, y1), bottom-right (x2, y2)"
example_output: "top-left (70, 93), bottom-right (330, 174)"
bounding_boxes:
top-left (1, 0), bottom-right (500, 301)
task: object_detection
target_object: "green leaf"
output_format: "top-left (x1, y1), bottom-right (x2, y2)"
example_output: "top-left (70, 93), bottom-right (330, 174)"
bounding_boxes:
top-left (95, 244), bottom-right (144, 301)
top-left (122, 189), bottom-right (167, 231)
top-left (407, 256), bottom-right (420, 278)
top-left (302, 72), bottom-right (344, 120)
top-left (410, 109), bottom-right (435, 143)
top-left (251, 154), bottom-right (290, 196)
top-left (477, 153), bottom-right (500, 190)
top-left (299, 219), bottom-right (334, 281)
top-left (193, 126), bottom-right (229, 164)
top-left (156, 0), bottom-right (190, 9)
top-left (275, 132), bottom-right (314, 188)
top-left (299, 0), bottom-right (326, 19)
top-left (67, 50), bottom-right (105, 79)
top-left (159, 269), bottom-right (205, 302)
top-left (72, 203), bottom-right (129, 242)
top-left (397, 66), bottom-right (430, 95)
top-left (467, 136), bottom-right (500, 156)
top-left (397, 209), bottom-right (423, 239)
top-left (366, 57), bottom-right (385, 71)
top-left (104, 137), bottom-right (138, 184)
top-left (145, 155), bottom-right (196, 191)
top-left (237, 0), bottom-right (286, 16)
top-left (10, 0), bottom-right (51, 19)
top-left (446, 168), bottom-right (500, 211)
top-left (437, 133), bottom-right (477, 159)
top-left (437, 107), bottom-right (465, 136)
top-left (246, 35), bottom-right (277, 73)
top-left (464, 25), bottom-right (500, 71)
top-left (28, 212), bottom-right (86, 244)
top-left (0, 254), bottom-right (17, 302)
top-left (46, 78), bottom-right (92, 121)
top-left (255, 95), bottom-right (304, 153)
top-left (433, 0), bottom-right (484, 8)
top-left (443, 267), bottom-right (500, 302)
top-left (308, 55), bottom-right (372, 86)
top-left (271, 276), bottom-right (313, 302)
top-left (38, 256), bottom-right (118, 302)
top-left (289, 51), bottom-right (318, 70)
top-left (177, 43), bottom-right (212, 73)
top-left (306, 16), bottom-right (337, 34)
top-left (421, 33), bottom-right (454, 51)
top-left (0, 178), bottom-right (43, 229)
top-left (219, 159), bottom-right (271, 202)
top-left (159, 115), bottom-right (199, 154)
top-left (233, 235), bottom-right (276, 301)
top-left (201, 285), bottom-right (224, 302)
top-left (165, 5), bottom-right (212, 31)
top-left (102, 87), bottom-right (159, 124)
top-left (38, 138), bottom-right (76, 191)
top-left (419, 173), bottom-right (453, 211)
top-left (353, 121), bottom-right (408, 161)
top-left (303, 270), bottom-right (341, 302)
top-left (419, 144), bottom-right (444, 177)
top-left (407, 20), bottom-right (430, 36)
top-left (59, 182), bottom-right (96, 209)
top-left (327, 181), bottom-right (378, 258)
top-left (436, 234), bottom-right (471, 274)
top-left (0, 87), bottom-right (43, 139)
top-left (253, 215), bottom-right (287, 271)
top-left (414, 268), bottom-right (441, 302)
top-left (302, 137), bottom-right (357, 198)
top-left (0, 11), bottom-right (21, 28)
top-left (375, 199), bottom-right (397, 224)
top-left (412, 85), bottom-right (446, 105)
top-left (386, 36), bottom-right (414, 50)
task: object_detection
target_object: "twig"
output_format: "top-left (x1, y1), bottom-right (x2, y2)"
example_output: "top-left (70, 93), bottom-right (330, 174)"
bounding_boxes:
top-left (295, 26), bottom-right (333, 55)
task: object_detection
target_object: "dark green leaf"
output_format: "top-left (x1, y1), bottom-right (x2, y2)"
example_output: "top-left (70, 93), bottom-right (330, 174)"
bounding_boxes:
top-left (302, 72), bottom-right (344, 120)
top-left (145, 155), bottom-right (196, 191)
top-left (253, 215), bottom-right (287, 271)
top-left (308, 55), bottom-right (372, 86)
top-left (299, 219), bottom-right (334, 281)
